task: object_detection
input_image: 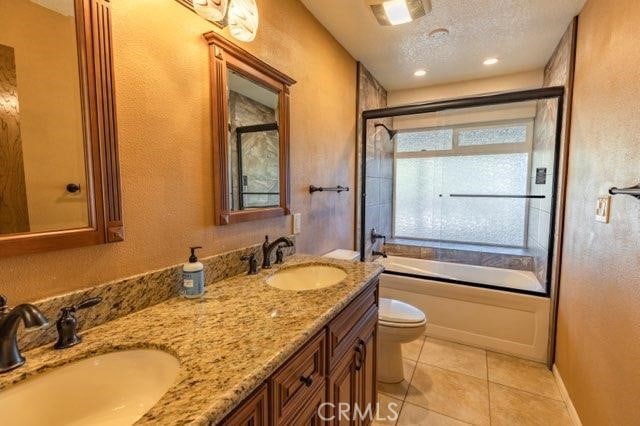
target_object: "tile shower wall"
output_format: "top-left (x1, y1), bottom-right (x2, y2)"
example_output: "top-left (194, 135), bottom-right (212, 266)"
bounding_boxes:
top-left (527, 21), bottom-right (576, 285)
top-left (228, 91), bottom-right (279, 210)
top-left (528, 101), bottom-right (556, 283)
top-left (385, 240), bottom-right (535, 272)
top-left (356, 63), bottom-right (393, 258)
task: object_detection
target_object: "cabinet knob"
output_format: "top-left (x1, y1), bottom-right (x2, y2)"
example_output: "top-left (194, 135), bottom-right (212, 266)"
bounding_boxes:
top-left (66, 183), bottom-right (81, 193)
top-left (299, 375), bottom-right (313, 387)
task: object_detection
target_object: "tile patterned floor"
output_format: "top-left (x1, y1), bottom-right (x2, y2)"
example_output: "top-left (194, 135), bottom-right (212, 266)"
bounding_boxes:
top-left (374, 337), bottom-right (573, 426)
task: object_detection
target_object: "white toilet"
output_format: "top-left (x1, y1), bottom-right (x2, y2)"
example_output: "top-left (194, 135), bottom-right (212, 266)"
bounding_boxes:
top-left (323, 250), bottom-right (428, 384)
top-left (377, 298), bottom-right (427, 383)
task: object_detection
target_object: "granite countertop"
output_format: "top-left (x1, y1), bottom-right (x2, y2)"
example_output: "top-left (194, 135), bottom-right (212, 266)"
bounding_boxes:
top-left (0, 255), bottom-right (383, 425)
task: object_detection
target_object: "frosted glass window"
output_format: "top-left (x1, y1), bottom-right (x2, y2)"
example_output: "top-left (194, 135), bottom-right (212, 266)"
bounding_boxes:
top-left (394, 158), bottom-right (443, 240)
top-left (458, 125), bottom-right (527, 146)
top-left (396, 129), bottom-right (453, 152)
top-left (394, 153), bottom-right (529, 246)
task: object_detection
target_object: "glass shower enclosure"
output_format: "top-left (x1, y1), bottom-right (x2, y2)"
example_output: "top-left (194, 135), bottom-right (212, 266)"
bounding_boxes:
top-left (360, 88), bottom-right (565, 296)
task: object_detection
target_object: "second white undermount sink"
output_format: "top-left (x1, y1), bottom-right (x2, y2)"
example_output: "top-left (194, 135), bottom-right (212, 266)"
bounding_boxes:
top-left (0, 349), bottom-right (180, 426)
top-left (267, 264), bottom-right (347, 291)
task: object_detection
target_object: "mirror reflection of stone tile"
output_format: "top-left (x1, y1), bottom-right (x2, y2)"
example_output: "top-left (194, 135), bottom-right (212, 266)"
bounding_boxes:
top-left (227, 72), bottom-right (281, 211)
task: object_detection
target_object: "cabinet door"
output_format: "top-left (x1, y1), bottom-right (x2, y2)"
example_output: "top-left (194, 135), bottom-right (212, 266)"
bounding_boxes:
top-left (356, 312), bottom-right (378, 426)
top-left (222, 383), bottom-right (269, 426)
top-left (288, 384), bottom-right (327, 426)
top-left (328, 346), bottom-right (359, 426)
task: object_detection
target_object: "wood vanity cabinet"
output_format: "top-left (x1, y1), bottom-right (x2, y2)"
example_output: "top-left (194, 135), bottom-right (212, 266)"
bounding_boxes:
top-left (222, 384), bottom-right (269, 426)
top-left (327, 311), bottom-right (377, 426)
top-left (220, 279), bottom-right (378, 426)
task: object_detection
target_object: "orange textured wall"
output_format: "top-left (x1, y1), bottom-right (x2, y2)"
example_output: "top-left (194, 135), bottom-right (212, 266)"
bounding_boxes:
top-left (555, 0), bottom-right (640, 423)
top-left (0, 0), bottom-right (356, 303)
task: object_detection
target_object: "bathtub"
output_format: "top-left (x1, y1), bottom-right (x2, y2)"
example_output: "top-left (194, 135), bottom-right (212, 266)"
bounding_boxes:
top-left (379, 256), bottom-right (545, 293)
top-left (376, 256), bottom-right (550, 362)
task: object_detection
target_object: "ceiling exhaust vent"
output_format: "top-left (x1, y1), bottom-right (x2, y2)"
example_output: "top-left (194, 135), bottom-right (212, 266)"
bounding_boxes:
top-left (365, 0), bottom-right (431, 26)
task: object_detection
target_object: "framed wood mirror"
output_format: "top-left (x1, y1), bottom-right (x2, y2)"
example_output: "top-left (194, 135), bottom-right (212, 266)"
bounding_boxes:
top-left (203, 32), bottom-right (295, 225)
top-left (0, 0), bottom-right (122, 257)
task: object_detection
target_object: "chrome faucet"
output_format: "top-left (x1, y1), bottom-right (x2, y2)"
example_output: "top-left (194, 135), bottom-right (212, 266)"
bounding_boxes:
top-left (0, 295), bottom-right (49, 373)
top-left (261, 235), bottom-right (294, 269)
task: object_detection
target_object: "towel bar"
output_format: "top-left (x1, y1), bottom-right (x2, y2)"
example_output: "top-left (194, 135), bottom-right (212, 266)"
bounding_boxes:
top-left (309, 185), bottom-right (350, 194)
top-left (609, 184), bottom-right (640, 200)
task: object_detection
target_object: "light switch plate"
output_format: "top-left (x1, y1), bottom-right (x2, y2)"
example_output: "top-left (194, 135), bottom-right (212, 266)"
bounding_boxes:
top-left (595, 196), bottom-right (611, 223)
top-left (292, 213), bottom-right (302, 234)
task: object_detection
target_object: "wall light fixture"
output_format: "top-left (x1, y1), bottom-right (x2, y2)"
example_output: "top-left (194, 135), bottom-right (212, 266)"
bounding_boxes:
top-left (176, 0), bottom-right (259, 42)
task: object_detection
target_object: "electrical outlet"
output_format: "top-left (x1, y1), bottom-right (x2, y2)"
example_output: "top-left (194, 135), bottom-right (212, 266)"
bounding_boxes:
top-left (595, 196), bottom-right (611, 223)
top-left (292, 213), bottom-right (302, 234)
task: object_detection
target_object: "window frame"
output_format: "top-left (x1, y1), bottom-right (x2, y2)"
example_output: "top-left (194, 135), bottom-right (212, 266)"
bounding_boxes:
top-left (392, 119), bottom-right (534, 247)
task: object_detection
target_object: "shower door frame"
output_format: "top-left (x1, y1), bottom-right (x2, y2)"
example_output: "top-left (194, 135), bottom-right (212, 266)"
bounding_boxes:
top-left (360, 87), bottom-right (565, 299)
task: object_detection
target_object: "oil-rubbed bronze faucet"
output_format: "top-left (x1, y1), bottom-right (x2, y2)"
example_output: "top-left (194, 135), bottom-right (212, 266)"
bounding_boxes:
top-left (370, 228), bottom-right (387, 245)
top-left (241, 252), bottom-right (259, 275)
top-left (54, 297), bottom-right (102, 350)
top-left (261, 235), bottom-right (294, 269)
top-left (0, 295), bottom-right (49, 373)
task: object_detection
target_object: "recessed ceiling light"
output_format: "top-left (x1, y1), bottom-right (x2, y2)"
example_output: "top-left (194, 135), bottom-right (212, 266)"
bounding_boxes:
top-left (383, 0), bottom-right (412, 25)
top-left (414, 69), bottom-right (427, 77)
top-left (483, 57), bottom-right (499, 66)
top-left (366, 0), bottom-right (431, 26)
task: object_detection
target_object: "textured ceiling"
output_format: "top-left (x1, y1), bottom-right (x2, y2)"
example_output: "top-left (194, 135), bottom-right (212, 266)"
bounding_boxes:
top-left (300, 0), bottom-right (586, 90)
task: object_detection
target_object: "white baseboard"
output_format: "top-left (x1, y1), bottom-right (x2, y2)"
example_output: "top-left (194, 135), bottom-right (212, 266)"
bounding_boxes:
top-left (553, 364), bottom-right (582, 426)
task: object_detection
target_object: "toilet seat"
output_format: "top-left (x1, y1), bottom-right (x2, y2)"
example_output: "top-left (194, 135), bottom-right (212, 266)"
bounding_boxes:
top-left (379, 298), bottom-right (427, 328)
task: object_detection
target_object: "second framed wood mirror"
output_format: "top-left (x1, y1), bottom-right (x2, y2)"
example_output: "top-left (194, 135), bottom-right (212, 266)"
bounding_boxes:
top-left (203, 32), bottom-right (295, 226)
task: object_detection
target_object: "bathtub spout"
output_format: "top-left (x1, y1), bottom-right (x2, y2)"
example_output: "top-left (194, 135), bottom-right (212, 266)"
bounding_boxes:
top-left (372, 250), bottom-right (388, 258)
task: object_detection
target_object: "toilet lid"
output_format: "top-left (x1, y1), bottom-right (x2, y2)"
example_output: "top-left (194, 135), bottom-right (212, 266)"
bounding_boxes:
top-left (379, 298), bottom-right (426, 324)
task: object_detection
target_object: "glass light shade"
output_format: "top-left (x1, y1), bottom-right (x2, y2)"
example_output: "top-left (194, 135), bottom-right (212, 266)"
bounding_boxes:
top-left (228, 0), bottom-right (259, 42)
top-left (193, 0), bottom-right (228, 22)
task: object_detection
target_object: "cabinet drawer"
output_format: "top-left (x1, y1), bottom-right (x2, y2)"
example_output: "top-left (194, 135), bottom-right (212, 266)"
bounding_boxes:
top-left (287, 383), bottom-right (327, 426)
top-left (327, 279), bottom-right (378, 370)
top-left (271, 331), bottom-right (326, 425)
top-left (221, 383), bottom-right (268, 426)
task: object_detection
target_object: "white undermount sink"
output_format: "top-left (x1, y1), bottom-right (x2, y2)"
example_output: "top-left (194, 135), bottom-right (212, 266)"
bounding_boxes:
top-left (267, 264), bottom-right (347, 291)
top-left (0, 349), bottom-right (180, 426)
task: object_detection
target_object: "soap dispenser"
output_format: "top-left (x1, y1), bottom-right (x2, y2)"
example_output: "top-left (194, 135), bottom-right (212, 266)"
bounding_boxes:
top-left (182, 246), bottom-right (205, 298)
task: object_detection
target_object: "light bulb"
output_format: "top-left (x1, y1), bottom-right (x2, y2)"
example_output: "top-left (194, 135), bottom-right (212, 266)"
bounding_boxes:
top-left (228, 0), bottom-right (259, 42)
top-left (193, 0), bottom-right (228, 23)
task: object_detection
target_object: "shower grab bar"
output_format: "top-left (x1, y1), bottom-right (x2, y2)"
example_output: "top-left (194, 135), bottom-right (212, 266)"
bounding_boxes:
top-left (609, 184), bottom-right (640, 200)
top-left (447, 194), bottom-right (546, 199)
top-left (309, 185), bottom-right (350, 194)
